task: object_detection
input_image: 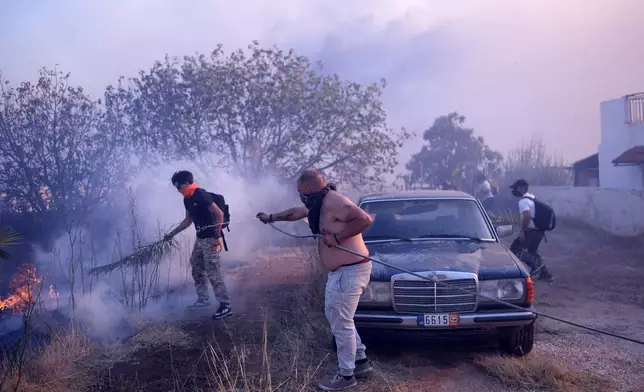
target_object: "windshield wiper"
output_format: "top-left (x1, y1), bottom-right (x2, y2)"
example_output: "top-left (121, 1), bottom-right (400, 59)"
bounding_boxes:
top-left (363, 235), bottom-right (413, 242)
top-left (417, 234), bottom-right (486, 242)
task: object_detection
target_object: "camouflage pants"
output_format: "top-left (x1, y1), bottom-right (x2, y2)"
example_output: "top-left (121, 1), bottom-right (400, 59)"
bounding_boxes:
top-left (190, 237), bottom-right (230, 304)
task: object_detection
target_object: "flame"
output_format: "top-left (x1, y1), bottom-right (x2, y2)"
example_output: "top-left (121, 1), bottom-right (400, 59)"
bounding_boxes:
top-left (48, 284), bottom-right (60, 301)
top-left (0, 264), bottom-right (42, 314)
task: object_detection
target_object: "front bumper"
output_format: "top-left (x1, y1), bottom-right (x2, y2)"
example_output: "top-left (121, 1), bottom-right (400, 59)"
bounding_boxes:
top-left (355, 308), bottom-right (537, 330)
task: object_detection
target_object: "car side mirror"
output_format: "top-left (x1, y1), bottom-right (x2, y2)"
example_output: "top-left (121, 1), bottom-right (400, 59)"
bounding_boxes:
top-left (495, 225), bottom-right (513, 238)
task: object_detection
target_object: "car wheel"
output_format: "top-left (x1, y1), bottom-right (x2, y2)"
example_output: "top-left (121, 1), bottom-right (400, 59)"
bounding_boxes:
top-left (499, 323), bottom-right (535, 356)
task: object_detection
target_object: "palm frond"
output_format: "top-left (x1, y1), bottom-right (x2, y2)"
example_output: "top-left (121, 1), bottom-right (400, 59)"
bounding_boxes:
top-left (0, 226), bottom-right (22, 260)
top-left (87, 238), bottom-right (179, 277)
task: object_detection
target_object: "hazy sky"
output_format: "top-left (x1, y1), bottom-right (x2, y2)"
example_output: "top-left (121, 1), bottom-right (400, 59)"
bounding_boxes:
top-left (1, 0), bottom-right (643, 164)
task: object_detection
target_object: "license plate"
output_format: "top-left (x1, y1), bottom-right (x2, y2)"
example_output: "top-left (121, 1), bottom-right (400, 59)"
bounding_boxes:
top-left (417, 313), bottom-right (460, 327)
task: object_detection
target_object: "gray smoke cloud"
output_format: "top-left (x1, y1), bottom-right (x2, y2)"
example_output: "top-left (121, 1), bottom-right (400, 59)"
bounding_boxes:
top-left (30, 162), bottom-right (302, 339)
top-left (2, 0), bottom-right (643, 164)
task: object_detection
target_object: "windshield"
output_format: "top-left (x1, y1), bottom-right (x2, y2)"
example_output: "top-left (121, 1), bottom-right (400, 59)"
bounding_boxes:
top-left (360, 198), bottom-right (495, 241)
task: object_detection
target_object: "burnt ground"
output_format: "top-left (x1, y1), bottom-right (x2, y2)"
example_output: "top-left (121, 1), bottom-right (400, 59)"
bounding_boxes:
top-left (93, 220), bottom-right (644, 392)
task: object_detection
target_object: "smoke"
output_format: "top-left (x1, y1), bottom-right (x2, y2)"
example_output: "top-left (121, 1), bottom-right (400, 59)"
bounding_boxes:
top-left (2, 0), bottom-right (644, 166)
top-left (30, 160), bottom-right (303, 340)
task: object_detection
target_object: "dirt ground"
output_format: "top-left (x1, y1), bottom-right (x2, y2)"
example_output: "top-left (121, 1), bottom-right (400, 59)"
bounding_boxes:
top-left (99, 220), bottom-right (644, 392)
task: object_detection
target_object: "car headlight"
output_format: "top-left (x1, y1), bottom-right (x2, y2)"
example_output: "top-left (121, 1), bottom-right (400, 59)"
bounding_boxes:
top-left (360, 282), bottom-right (391, 303)
top-left (479, 279), bottom-right (525, 302)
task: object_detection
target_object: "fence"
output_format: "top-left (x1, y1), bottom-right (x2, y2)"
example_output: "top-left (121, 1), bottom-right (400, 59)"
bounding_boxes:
top-left (531, 186), bottom-right (644, 236)
top-left (626, 93), bottom-right (644, 125)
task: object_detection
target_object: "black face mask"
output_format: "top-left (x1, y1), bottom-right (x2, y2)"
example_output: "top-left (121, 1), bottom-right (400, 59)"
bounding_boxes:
top-left (300, 183), bottom-right (337, 210)
top-left (511, 189), bottom-right (522, 197)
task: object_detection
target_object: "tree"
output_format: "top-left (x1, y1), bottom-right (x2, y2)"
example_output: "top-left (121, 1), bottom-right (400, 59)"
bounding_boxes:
top-left (0, 68), bottom-right (134, 221)
top-left (126, 42), bottom-right (409, 188)
top-left (503, 136), bottom-right (571, 186)
top-left (406, 112), bottom-right (502, 189)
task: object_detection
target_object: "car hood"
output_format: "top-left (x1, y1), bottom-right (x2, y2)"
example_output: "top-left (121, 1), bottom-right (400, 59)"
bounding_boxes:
top-left (365, 240), bottom-right (526, 281)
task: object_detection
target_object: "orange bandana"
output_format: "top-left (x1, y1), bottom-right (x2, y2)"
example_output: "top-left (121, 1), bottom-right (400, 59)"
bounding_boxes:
top-left (179, 183), bottom-right (199, 198)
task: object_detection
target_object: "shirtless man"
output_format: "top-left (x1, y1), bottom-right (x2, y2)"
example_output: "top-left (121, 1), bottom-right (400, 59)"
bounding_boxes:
top-left (256, 168), bottom-right (374, 391)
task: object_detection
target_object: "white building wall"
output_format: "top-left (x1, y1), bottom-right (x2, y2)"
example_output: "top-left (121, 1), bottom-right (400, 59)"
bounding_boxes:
top-left (598, 97), bottom-right (644, 189)
top-left (532, 186), bottom-right (644, 236)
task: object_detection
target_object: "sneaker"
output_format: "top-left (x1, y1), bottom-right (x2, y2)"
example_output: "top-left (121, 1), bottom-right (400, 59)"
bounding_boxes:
top-left (354, 359), bottom-right (373, 377)
top-left (540, 269), bottom-right (554, 284)
top-left (316, 373), bottom-right (357, 391)
top-left (212, 303), bottom-right (232, 320)
top-left (186, 299), bottom-right (211, 311)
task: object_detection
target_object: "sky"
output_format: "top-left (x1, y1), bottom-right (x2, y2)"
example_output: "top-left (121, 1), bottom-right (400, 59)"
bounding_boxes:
top-left (1, 0), bottom-right (643, 165)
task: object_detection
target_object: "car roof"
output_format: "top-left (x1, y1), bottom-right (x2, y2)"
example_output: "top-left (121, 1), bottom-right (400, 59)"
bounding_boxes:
top-left (358, 189), bottom-right (476, 203)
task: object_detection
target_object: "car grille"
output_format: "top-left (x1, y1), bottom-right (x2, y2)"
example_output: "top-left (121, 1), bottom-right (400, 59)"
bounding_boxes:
top-left (392, 278), bottom-right (477, 314)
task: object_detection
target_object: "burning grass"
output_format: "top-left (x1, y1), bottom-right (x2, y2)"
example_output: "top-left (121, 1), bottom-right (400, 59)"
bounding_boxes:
top-left (5, 242), bottom-right (626, 392)
top-left (0, 264), bottom-right (41, 314)
top-left (1, 245), bottom-right (334, 391)
top-left (475, 354), bottom-right (614, 392)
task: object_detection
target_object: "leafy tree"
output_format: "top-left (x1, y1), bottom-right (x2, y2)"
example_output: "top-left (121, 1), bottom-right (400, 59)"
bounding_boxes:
top-left (0, 68), bottom-right (133, 220)
top-left (126, 42), bottom-right (409, 188)
top-left (406, 112), bottom-right (502, 189)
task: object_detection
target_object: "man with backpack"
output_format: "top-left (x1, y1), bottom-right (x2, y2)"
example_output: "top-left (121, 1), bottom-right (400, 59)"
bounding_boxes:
top-left (508, 179), bottom-right (555, 283)
top-left (164, 170), bottom-right (232, 319)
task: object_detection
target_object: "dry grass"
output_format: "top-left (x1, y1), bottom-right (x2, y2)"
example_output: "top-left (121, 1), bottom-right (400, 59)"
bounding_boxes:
top-left (487, 208), bottom-right (520, 227)
top-left (475, 354), bottom-right (614, 392)
top-left (0, 245), bottom-right (332, 392)
top-left (1, 328), bottom-right (95, 392)
top-left (4, 242), bottom-right (628, 392)
top-left (205, 313), bottom-right (329, 392)
top-left (201, 246), bottom-right (333, 391)
top-left (131, 322), bottom-right (194, 350)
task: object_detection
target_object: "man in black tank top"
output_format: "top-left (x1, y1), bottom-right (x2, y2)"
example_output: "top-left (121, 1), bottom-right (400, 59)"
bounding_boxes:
top-left (164, 170), bottom-right (232, 320)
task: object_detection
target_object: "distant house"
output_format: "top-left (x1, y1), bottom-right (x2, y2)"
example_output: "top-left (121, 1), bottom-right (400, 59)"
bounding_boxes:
top-left (598, 92), bottom-right (644, 189)
top-left (571, 153), bottom-right (599, 187)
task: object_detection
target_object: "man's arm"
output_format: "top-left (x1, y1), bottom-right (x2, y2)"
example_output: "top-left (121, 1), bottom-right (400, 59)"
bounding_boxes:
top-left (329, 193), bottom-right (373, 242)
top-left (518, 199), bottom-right (532, 231)
top-left (207, 202), bottom-right (225, 237)
top-left (520, 210), bottom-right (532, 231)
top-left (269, 207), bottom-right (308, 222)
top-left (166, 209), bottom-right (193, 238)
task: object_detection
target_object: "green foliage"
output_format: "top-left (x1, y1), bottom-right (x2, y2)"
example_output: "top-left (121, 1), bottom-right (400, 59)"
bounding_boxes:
top-left (126, 42), bottom-right (410, 189)
top-left (406, 112), bottom-right (503, 189)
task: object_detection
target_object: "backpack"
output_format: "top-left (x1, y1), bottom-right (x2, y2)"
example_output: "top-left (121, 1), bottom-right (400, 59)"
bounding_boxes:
top-left (209, 192), bottom-right (231, 251)
top-left (523, 196), bottom-right (556, 231)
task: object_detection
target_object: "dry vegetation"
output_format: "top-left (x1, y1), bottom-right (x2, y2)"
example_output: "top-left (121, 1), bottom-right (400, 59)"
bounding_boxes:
top-left (0, 245), bottom-right (336, 392)
top-left (475, 355), bottom-right (614, 392)
top-left (3, 223), bottom-right (638, 392)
